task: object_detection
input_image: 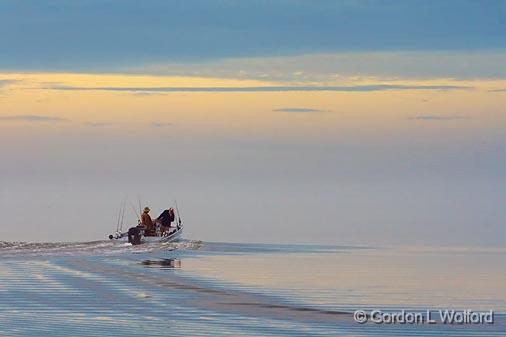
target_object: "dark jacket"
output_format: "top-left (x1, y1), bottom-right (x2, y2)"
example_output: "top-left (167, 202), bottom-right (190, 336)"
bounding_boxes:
top-left (157, 209), bottom-right (175, 226)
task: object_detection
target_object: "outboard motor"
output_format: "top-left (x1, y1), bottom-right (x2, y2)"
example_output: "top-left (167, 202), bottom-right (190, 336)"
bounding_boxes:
top-left (128, 227), bottom-right (142, 245)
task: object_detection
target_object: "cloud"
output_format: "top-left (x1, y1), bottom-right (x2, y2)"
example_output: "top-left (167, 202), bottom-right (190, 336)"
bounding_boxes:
top-left (0, 79), bottom-right (19, 89)
top-left (273, 108), bottom-right (324, 113)
top-left (131, 52), bottom-right (506, 81)
top-left (0, 115), bottom-right (67, 121)
top-left (1, 1), bottom-right (505, 71)
top-left (489, 89), bottom-right (506, 92)
top-left (151, 122), bottom-right (174, 128)
top-left (409, 115), bottom-right (468, 121)
top-left (44, 84), bottom-right (471, 93)
top-left (84, 122), bottom-right (115, 127)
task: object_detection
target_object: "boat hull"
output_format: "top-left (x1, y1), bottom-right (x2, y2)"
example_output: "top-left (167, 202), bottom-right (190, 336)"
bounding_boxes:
top-left (109, 226), bottom-right (183, 244)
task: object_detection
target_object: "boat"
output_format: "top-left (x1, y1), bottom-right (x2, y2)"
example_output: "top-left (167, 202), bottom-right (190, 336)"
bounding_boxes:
top-left (108, 202), bottom-right (183, 245)
top-left (109, 223), bottom-right (183, 245)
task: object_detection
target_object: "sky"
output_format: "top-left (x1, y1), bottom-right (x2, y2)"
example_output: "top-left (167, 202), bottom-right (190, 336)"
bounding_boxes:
top-left (1, 1), bottom-right (506, 246)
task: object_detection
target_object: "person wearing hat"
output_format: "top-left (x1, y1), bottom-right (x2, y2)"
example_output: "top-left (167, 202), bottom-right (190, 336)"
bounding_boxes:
top-left (140, 206), bottom-right (154, 233)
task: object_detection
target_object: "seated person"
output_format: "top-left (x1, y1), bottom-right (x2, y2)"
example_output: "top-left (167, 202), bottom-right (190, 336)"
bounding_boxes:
top-left (140, 207), bottom-right (155, 234)
top-left (156, 207), bottom-right (175, 234)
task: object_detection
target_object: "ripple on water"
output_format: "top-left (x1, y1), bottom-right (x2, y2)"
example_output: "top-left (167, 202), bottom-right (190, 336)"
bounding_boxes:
top-left (0, 243), bottom-right (505, 336)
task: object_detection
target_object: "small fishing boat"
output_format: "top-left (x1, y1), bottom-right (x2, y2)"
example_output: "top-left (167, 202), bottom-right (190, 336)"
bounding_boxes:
top-left (108, 201), bottom-right (184, 245)
top-left (109, 223), bottom-right (183, 245)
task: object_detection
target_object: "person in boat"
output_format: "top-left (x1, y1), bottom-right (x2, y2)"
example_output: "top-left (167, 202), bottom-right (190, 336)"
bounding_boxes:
top-left (140, 206), bottom-right (155, 234)
top-left (156, 207), bottom-right (175, 235)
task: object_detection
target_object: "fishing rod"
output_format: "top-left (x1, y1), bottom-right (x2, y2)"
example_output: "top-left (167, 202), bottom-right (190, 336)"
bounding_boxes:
top-left (137, 195), bottom-right (142, 217)
top-left (129, 201), bottom-right (141, 223)
top-left (119, 201), bottom-right (126, 232)
top-left (115, 201), bottom-right (123, 232)
top-left (175, 200), bottom-right (182, 226)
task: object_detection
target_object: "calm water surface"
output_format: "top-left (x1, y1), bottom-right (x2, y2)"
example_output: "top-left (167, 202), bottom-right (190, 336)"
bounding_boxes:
top-left (0, 241), bottom-right (504, 336)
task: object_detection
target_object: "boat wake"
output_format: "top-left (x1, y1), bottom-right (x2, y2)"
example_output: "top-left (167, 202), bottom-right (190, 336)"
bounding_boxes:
top-left (0, 239), bottom-right (203, 257)
top-left (1, 241), bottom-right (504, 336)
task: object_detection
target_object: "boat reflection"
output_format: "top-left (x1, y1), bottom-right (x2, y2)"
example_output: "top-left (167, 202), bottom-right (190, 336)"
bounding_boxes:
top-left (141, 258), bottom-right (181, 269)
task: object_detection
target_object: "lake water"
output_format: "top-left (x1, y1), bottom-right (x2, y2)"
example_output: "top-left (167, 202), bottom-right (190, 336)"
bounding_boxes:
top-left (0, 241), bottom-right (504, 336)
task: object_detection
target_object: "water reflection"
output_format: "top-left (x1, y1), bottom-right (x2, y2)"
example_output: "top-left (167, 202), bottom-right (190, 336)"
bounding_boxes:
top-left (141, 258), bottom-right (181, 268)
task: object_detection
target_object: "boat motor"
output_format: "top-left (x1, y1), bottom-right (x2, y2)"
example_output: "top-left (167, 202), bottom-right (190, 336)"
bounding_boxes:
top-left (128, 227), bottom-right (142, 245)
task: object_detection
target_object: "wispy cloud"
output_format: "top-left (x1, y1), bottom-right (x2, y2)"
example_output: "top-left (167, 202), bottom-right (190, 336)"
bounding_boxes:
top-left (151, 122), bottom-right (174, 128)
top-left (409, 115), bottom-right (468, 121)
top-left (130, 52), bottom-right (506, 81)
top-left (273, 108), bottom-right (324, 113)
top-left (0, 79), bottom-right (19, 89)
top-left (488, 89), bottom-right (506, 92)
top-left (0, 115), bottom-right (67, 121)
top-left (84, 122), bottom-right (115, 127)
top-left (44, 84), bottom-right (471, 93)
